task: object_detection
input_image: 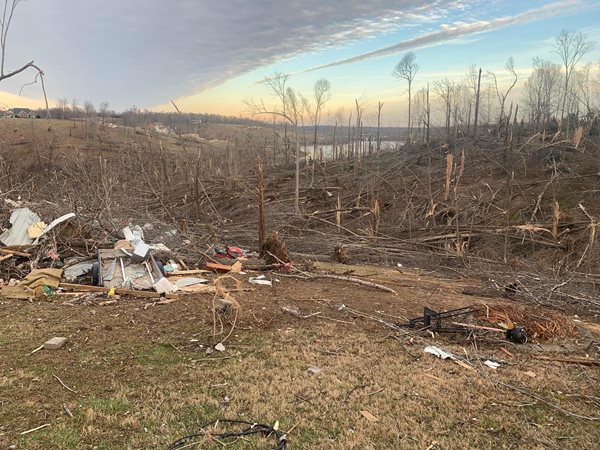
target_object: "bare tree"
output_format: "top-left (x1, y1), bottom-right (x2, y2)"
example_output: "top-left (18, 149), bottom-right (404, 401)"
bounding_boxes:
top-left (332, 107), bottom-right (344, 160)
top-left (487, 57), bottom-right (518, 135)
top-left (71, 98), bottom-right (79, 118)
top-left (83, 101), bottom-right (95, 117)
top-left (433, 78), bottom-right (456, 138)
top-left (56, 97), bottom-right (69, 119)
top-left (524, 58), bottom-right (561, 131)
top-left (82, 101), bottom-right (95, 141)
top-left (99, 101), bottom-right (110, 122)
top-left (554, 29), bottom-right (594, 127)
top-left (466, 65), bottom-right (482, 137)
top-left (376, 101), bottom-right (383, 152)
top-left (393, 52), bottom-right (418, 144)
top-left (574, 62), bottom-right (594, 116)
top-left (311, 78), bottom-right (331, 160)
top-left (424, 84), bottom-right (430, 145)
top-left (354, 96), bottom-right (366, 160)
top-left (0, 0), bottom-right (49, 115)
top-left (246, 72), bottom-right (305, 214)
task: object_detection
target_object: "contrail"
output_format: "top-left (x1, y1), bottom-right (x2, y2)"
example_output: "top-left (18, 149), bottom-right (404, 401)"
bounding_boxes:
top-left (299, 0), bottom-right (584, 74)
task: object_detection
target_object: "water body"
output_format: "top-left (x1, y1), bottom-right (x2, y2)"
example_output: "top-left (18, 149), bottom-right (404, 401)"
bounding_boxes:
top-left (301, 140), bottom-right (403, 159)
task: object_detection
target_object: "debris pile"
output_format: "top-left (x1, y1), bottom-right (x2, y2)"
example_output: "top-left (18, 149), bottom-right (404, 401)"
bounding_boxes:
top-left (0, 205), bottom-right (295, 303)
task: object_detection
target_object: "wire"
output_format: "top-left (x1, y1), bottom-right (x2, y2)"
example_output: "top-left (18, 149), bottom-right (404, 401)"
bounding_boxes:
top-left (166, 419), bottom-right (288, 450)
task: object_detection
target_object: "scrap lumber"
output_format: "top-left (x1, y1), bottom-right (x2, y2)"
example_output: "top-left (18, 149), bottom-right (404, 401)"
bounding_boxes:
top-left (206, 262), bottom-right (235, 272)
top-left (316, 273), bottom-right (398, 295)
top-left (59, 282), bottom-right (177, 299)
top-left (169, 269), bottom-right (210, 275)
top-left (176, 284), bottom-right (216, 294)
top-left (0, 248), bottom-right (31, 257)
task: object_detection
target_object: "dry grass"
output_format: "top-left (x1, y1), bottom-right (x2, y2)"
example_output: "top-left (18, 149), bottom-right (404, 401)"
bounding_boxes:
top-left (0, 266), bottom-right (598, 449)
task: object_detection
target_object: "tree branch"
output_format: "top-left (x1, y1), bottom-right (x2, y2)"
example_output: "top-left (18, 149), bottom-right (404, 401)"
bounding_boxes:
top-left (0, 58), bottom-right (33, 81)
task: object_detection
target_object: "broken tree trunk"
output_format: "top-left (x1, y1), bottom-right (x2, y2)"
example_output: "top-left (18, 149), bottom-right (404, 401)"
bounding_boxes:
top-left (473, 68), bottom-right (482, 137)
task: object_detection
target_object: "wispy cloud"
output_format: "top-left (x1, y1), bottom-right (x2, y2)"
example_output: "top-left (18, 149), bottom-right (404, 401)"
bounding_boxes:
top-left (300, 1), bottom-right (586, 74)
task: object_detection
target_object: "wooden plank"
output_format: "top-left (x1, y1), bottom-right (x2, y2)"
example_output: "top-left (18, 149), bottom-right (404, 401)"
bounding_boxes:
top-left (206, 262), bottom-right (234, 272)
top-left (177, 285), bottom-right (216, 294)
top-left (59, 282), bottom-right (177, 299)
top-left (168, 269), bottom-right (211, 275)
top-left (0, 248), bottom-right (31, 257)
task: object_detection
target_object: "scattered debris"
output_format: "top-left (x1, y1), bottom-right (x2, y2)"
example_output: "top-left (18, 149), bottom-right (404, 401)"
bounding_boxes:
top-left (505, 326), bottom-right (528, 344)
top-left (409, 307), bottom-right (477, 332)
top-left (408, 306), bottom-right (528, 344)
top-left (53, 374), bottom-right (77, 394)
top-left (0, 208), bottom-right (41, 246)
top-left (360, 410), bottom-right (379, 422)
top-left (307, 366), bottom-right (322, 375)
top-left (249, 275), bottom-right (272, 286)
top-left (44, 337), bottom-right (67, 350)
top-left (1, 268), bottom-right (62, 299)
top-left (153, 277), bottom-right (178, 294)
top-left (20, 423), bottom-right (50, 435)
top-left (33, 212), bottom-right (76, 244)
top-left (230, 260), bottom-right (243, 273)
top-left (424, 345), bottom-right (475, 371)
top-left (207, 262), bottom-right (237, 272)
top-left (215, 343), bottom-right (226, 352)
top-left (172, 277), bottom-right (208, 288)
top-left (59, 282), bottom-right (178, 299)
top-left (63, 260), bottom-right (95, 282)
top-left (484, 360), bottom-right (501, 369)
top-left (282, 306), bottom-right (321, 319)
top-left (131, 241), bottom-right (150, 262)
top-left (214, 298), bottom-right (234, 312)
top-left (424, 345), bottom-right (454, 360)
top-left (27, 221), bottom-right (47, 239)
top-left (62, 403), bottom-right (74, 418)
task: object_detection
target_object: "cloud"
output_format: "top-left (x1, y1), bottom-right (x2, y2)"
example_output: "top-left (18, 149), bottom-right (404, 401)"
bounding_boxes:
top-left (299, 0), bottom-right (586, 74)
top-left (6, 0), bottom-right (477, 109)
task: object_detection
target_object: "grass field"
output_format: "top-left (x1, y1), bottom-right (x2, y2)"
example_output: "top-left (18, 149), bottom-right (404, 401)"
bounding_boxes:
top-left (1, 264), bottom-right (598, 449)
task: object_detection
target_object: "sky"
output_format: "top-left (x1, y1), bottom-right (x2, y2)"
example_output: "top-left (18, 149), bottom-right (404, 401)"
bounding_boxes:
top-left (1, 0), bottom-right (599, 126)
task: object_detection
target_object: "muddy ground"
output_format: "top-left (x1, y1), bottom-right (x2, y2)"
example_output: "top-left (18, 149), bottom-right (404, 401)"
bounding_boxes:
top-left (1, 263), bottom-right (598, 449)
